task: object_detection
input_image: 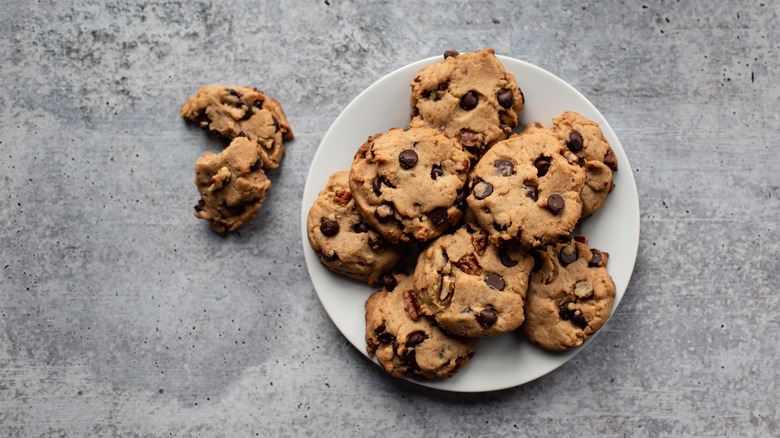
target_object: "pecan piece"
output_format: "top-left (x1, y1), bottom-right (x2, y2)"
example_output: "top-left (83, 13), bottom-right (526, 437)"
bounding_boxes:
top-left (455, 256), bottom-right (481, 276)
top-left (471, 230), bottom-right (488, 256)
top-left (333, 189), bottom-right (352, 206)
top-left (403, 289), bottom-right (420, 320)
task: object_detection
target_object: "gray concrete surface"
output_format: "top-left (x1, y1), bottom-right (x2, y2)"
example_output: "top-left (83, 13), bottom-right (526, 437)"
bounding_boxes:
top-left (1, 1), bottom-right (778, 436)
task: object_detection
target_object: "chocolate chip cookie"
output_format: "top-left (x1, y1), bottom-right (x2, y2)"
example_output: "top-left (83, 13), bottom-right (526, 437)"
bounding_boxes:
top-left (551, 111), bottom-right (617, 217)
top-left (180, 85), bottom-right (293, 169)
top-left (522, 236), bottom-right (616, 350)
top-left (193, 137), bottom-right (272, 233)
top-left (349, 127), bottom-right (471, 244)
top-left (409, 49), bottom-right (524, 155)
top-left (413, 224), bottom-right (534, 337)
top-left (307, 170), bottom-right (404, 284)
top-left (466, 123), bottom-right (586, 247)
top-left (365, 274), bottom-right (478, 379)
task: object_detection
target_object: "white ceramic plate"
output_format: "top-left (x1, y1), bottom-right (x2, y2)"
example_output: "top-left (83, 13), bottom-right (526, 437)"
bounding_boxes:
top-left (300, 55), bottom-right (639, 392)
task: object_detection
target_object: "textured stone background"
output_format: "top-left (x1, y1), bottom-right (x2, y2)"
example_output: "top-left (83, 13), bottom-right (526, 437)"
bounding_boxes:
top-left (1, 1), bottom-right (778, 436)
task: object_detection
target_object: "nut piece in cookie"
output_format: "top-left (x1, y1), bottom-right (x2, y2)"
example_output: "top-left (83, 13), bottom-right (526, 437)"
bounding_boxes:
top-left (193, 137), bottom-right (271, 233)
top-left (551, 111), bottom-right (617, 217)
top-left (307, 170), bottom-right (404, 285)
top-left (413, 223), bottom-right (534, 337)
top-left (522, 236), bottom-right (616, 350)
top-left (181, 85), bottom-right (293, 169)
top-left (409, 49), bottom-right (524, 156)
top-left (349, 127), bottom-right (471, 244)
top-left (466, 123), bottom-right (586, 247)
top-left (365, 274), bottom-right (478, 379)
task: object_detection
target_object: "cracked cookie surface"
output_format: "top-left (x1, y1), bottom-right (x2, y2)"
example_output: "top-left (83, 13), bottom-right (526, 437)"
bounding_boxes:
top-left (413, 224), bottom-right (534, 337)
top-left (349, 127), bottom-right (471, 244)
top-left (409, 49), bottom-right (524, 155)
top-left (307, 170), bottom-right (404, 285)
top-left (365, 274), bottom-right (478, 379)
top-left (193, 137), bottom-right (271, 233)
top-left (466, 123), bottom-right (586, 247)
top-left (522, 236), bottom-right (616, 350)
top-left (181, 85), bottom-right (293, 169)
top-left (551, 111), bottom-right (617, 217)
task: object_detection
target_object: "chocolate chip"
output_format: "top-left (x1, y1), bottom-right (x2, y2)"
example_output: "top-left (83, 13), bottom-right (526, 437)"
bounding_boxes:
top-left (460, 91), bottom-right (478, 111)
top-left (547, 194), bottom-right (564, 214)
top-left (454, 187), bottom-right (468, 207)
top-left (322, 251), bottom-right (339, 262)
top-left (237, 131), bottom-right (249, 139)
top-left (399, 149), bottom-right (418, 169)
top-left (589, 249), bottom-right (603, 267)
top-left (534, 157), bottom-right (551, 177)
top-left (194, 199), bottom-right (205, 212)
top-left (485, 273), bottom-right (505, 291)
top-left (237, 101), bottom-right (253, 120)
top-left (525, 184), bottom-right (538, 201)
top-left (494, 159), bottom-right (514, 177)
top-left (497, 89), bottom-right (514, 108)
top-left (272, 116), bottom-right (280, 132)
top-left (320, 217), bottom-right (339, 236)
top-left (472, 179), bottom-right (493, 199)
top-left (558, 302), bottom-right (574, 320)
top-left (493, 221), bottom-right (507, 231)
top-left (567, 131), bottom-right (583, 152)
top-left (382, 273), bottom-right (397, 291)
top-left (372, 176), bottom-right (383, 196)
top-left (353, 222), bottom-right (369, 233)
top-left (499, 250), bottom-right (517, 267)
top-left (252, 99), bottom-right (264, 109)
top-left (375, 326), bottom-right (394, 344)
top-left (429, 207), bottom-right (449, 226)
top-left (604, 148), bottom-right (618, 170)
top-left (559, 246), bottom-right (578, 266)
top-left (249, 154), bottom-right (263, 171)
top-left (375, 203), bottom-right (395, 221)
top-left (405, 349), bottom-right (417, 367)
top-left (438, 81), bottom-right (449, 91)
top-left (477, 309), bottom-right (498, 327)
top-left (431, 165), bottom-right (444, 180)
top-left (444, 50), bottom-right (459, 59)
top-left (406, 331), bottom-right (427, 347)
top-left (225, 88), bottom-right (242, 98)
top-left (368, 235), bottom-right (385, 250)
top-left (572, 313), bottom-right (588, 329)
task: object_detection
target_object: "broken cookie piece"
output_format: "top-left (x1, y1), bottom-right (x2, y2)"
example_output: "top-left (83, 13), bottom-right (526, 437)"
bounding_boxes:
top-left (193, 136), bottom-right (272, 233)
top-left (181, 85), bottom-right (293, 169)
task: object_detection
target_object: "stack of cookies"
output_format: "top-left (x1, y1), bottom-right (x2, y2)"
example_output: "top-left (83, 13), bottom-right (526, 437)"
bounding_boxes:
top-left (181, 86), bottom-right (294, 233)
top-left (306, 49), bottom-right (618, 380)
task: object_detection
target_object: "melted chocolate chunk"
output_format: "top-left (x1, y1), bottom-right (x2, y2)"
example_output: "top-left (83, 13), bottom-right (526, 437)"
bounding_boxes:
top-left (472, 179), bottom-right (493, 199)
top-left (534, 157), bottom-right (551, 177)
top-left (431, 165), bottom-right (444, 180)
top-left (406, 331), bottom-right (427, 347)
top-left (589, 249), bottom-right (603, 267)
top-left (382, 273), bottom-right (397, 291)
top-left (567, 131), bottom-right (583, 152)
top-left (460, 91), bottom-right (478, 110)
top-left (547, 194), bottom-right (564, 214)
top-left (494, 159), bottom-right (514, 177)
top-left (559, 247), bottom-right (578, 266)
top-left (320, 217), bottom-right (340, 236)
top-left (499, 250), bottom-right (517, 267)
top-left (525, 184), bottom-right (539, 201)
top-left (497, 89), bottom-right (515, 109)
top-left (444, 50), bottom-right (459, 59)
top-left (485, 273), bottom-right (505, 291)
top-left (429, 207), bottom-right (449, 226)
top-left (477, 308), bottom-right (498, 327)
top-left (353, 222), bottom-right (369, 233)
top-left (399, 149), bottom-right (418, 169)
